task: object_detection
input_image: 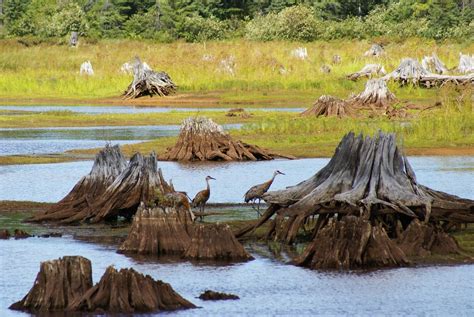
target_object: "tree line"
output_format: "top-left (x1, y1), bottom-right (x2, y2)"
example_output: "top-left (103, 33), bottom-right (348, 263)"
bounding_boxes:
top-left (0, 0), bottom-right (472, 41)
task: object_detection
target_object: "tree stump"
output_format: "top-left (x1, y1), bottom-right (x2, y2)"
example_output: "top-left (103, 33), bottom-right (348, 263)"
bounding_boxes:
top-left (69, 31), bottom-right (78, 47)
top-left (294, 216), bottom-right (409, 270)
top-left (347, 64), bottom-right (386, 80)
top-left (89, 152), bottom-right (173, 223)
top-left (79, 60), bottom-right (94, 76)
top-left (161, 117), bottom-right (291, 161)
top-left (458, 53), bottom-right (474, 74)
top-left (421, 53), bottom-right (447, 74)
top-left (199, 290), bottom-right (239, 300)
top-left (364, 44), bottom-right (384, 57)
top-left (183, 223), bottom-right (253, 262)
top-left (68, 266), bottom-right (196, 313)
top-left (301, 95), bottom-right (355, 118)
top-left (397, 219), bottom-right (460, 257)
top-left (123, 57), bottom-right (176, 99)
top-left (348, 78), bottom-right (397, 113)
top-left (30, 144), bottom-right (127, 223)
top-left (10, 256), bottom-right (93, 312)
top-left (235, 132), bottom-right (474, 268)
top-left (118, 203), bottom-right (194, 255)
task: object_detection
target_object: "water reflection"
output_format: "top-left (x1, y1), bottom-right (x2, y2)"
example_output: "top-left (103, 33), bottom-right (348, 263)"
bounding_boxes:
top-left (0, 157), bottom-right (472, 203)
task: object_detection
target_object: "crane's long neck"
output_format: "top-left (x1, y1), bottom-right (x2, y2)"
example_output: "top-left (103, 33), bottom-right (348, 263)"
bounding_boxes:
top-left (206, 179), bottom-right (210, 191)
top-left (269, 173), bottom-right (277, 184)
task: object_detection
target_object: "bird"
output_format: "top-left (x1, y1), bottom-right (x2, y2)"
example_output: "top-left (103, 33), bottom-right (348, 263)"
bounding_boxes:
top-left (191, 176), bottom-right (216, 221)
top-left (244, 170), bottom-right (285, 215)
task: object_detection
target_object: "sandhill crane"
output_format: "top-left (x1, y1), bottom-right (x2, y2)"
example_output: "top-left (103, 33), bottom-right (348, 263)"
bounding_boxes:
top-left (244, 170), bottom-right (284, 215)
top-left (192, 175), bottom-right (216, 221)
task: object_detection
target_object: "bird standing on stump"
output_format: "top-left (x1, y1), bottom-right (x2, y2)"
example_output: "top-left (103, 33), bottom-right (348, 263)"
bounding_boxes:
top-left (192, 176), bottom-right (216, 221)
top-left (244, 170), bottom-right (285, 216)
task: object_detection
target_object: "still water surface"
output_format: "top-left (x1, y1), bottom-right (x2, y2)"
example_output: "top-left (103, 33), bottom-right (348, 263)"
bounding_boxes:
top-left (1, 156), bottom-right (472, 203)
top-left (0, 237), bottom-right (473, 316)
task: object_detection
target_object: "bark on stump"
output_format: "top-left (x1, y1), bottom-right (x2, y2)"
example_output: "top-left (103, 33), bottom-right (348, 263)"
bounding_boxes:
top-left (301, 95), bottom-right (355, 118)
top-left (235, 132), bottom-right (474, 268)
top-left (199, 290), bottom-right (239, 300)
top-left (118, 203), bottom-right (194, 255)
top-left (161, 116), bottom-right (291, 161)
top-left (123, 57), bottom-right (176, 99)
top-left (30, 144), bottom-right (127, 223)
top-left (68, 266), bottom-right (196, 313)
top-left (294, 216), bottom-right (409, 270)
top-left (183, 223), bottom-right (253, 262)
top-left (10, 256), bottom-right (93, 312)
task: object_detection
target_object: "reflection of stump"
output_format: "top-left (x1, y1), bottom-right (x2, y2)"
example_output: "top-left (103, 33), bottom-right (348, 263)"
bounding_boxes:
top-left (301, 95), bottom-right (355, 118)
top-left (10, 256), bottom-right (93, 312)
top-left (161, 117), bottom-right (289, 161)
top-left (123, 57), bottom-right (176, 99)
top-left (236, 132), bottom-right (474, 269)
top-left (68, 266), bottom-right (196, 313)
top-left (30, 144), bottom-right (127, 223)
top-left (183, 223), bottom-right (253, 262)
top-left (118, 204), bottom-right (194, 255)
top-left (294, 216), bottom-right (408, 269)
top-left (397, 219), bottom-right (460, 256)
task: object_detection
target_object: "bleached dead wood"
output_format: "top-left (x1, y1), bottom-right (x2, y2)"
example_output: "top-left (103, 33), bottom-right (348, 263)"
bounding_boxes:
top-left (347, 64), bottom-right (386, 80)
top-left (458, 53), bottom-right (474, 74)
top-left (421, 53), bottom-right (447, 74)
top-left (348, 78), bottom-right (396, 111)
top-left (364, 44), bottom-right (384, 57)
top-left (79, 61), bottom-right (94, 76)
top-left (291, 47), bottom-right (308, 60)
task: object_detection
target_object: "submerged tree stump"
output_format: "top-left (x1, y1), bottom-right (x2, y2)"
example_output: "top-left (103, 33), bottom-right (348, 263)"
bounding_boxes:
top-left (199, 290), bottom-right (239, 300)
top-left (183, 223), bottom-right (253, 262)
top-left (118, 203), bottom-right (194, 255)
top-left (301, 95), bottom-right (355, 118)
top-left (10, 256), bottom-right (93, 312)
top-left (123, 57), bottom-right (176, 99)
top-left (30, 144), bottom-right (127, 223)
top-left (235, 132), bottom-right (474, 269)
top-left (161, 117), bottom-right (290, 161)
top-left (347, 64), bottom-right (386, 80)
top-left (68, 266), bottom-right (196, 313)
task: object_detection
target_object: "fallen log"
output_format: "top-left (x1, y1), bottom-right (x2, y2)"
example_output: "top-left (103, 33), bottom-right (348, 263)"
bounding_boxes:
top-left (10, 256), bottom-right (93, 312)
top-left (183, 223), bottom-right (253, 262)
top-left (29, 144), bottom-right (127, 223)
top-left (301, 95), bottom-right (355, 118)
top-left (68, 266), bottom-right (196, 313)
top-left (123, 57), bottom-right (176, 99)
top-left (161, 116), bottom-right (292, 161)
top-left (347, 64), bottom-right (386, 80)
top-left (236, 132), bottom-right (474, 268)
top-left (118, 203), bottom-right (194, 256)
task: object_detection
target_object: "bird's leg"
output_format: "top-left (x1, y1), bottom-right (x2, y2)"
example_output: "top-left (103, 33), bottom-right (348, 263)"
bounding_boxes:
top-left (256, 199), bottom-right (262, 217)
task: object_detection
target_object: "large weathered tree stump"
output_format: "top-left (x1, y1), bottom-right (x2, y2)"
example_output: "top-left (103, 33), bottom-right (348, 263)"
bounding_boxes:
top-left (10, 256), bottom-right (93, 312)
top-left (123, 57), bottom-right (176, 99)
top-left (68, 266), bottom-right (196, 313)
top-left (348, 78), bottom-right (397, 113)
top-left (161, 117), bottom-right (291, 161)
top-left (183, 223), bottom-right (253, 262)
top-left (294, 216), bottom-right (409, 270)
top-left (118, 203), bottom-right (194, 255)
top-left (30, 144), bottom-right (127, 223)
top-left (301, 95), bottom-right (355, 118)
top-left (421, 53), bottom-right (447, 74)
top-left (235, 132), bottom-right (474, 269)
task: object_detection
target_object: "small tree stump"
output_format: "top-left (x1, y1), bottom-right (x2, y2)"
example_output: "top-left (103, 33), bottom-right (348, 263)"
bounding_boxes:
top-left (347, 64), bottom-right (386, 80)
top-left (118, 203), bottom-right (194, 255)
top-left (161, 117), bottom-right (291, 161)
top-left (421, 53), bottom-right (447, 74)
top-left (69, 32), bottom-right (78, 47)
top-left (10, 256), bottom-right (93, 312)
top-left (348, 78), bottom-right (396, 112)
top-left (301, 95), bottom-right (355, 118)
top-left (183, 223), bottom-right (253, 262)
top-left (79, 60), bottom-right (94, 76)
top-left (458, 53), bottom-right (474, 74)
top-left (30, 144), bottom-right (127, 223)
top-left (123, 57), bottom-right (176, 99)
top-left (68, 266), bottom-right (196, 313)
top-left (364, 44), bottom-right (384, 57)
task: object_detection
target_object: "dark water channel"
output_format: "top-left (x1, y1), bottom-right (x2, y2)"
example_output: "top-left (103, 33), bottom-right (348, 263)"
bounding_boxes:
top-left (1, 157), bottom-right (473, 203)
top-left (1, 236), bottom-right (474, 316)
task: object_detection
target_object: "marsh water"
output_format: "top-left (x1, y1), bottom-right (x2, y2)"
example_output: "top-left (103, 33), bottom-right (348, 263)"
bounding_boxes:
top-left (1, 156), bottom-right (473, 203)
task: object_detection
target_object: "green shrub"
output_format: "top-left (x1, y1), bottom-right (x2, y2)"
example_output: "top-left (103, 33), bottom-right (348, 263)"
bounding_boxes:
top-left (178, 15), bottom-right (228, 42)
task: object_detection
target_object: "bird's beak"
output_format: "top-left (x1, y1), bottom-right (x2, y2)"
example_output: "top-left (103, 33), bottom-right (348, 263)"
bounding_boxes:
top-left (278, 171), bottom-right (285, 175)
top-left (210, 177), bottom-right (216, 180)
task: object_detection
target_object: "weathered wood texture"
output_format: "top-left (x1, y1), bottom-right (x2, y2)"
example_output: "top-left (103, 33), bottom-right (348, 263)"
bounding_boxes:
top-left (347, 64), bottom-right (386, 80)
top-left (364, 44), bottom-right (384, 57)
top-left (383, 58), bottom-right (473, 87)
top-left (161, 117), bottom-right (292, 161)
top-left (123, 57), bottom-right (176, 99)
top-left (348, 78), bottom-right (396, 112)
top-left (68, 266), bottom-right (196, 313)
top-left (30, 144), bottom-right (127, 223)
top-left (458, 53), bottom-right (474, 74)
top-left (10, 256), bottom-right (93, 312)
top-left (183, 223), bottom-right (253, 262)
top-left (301, 95), bottom-right (355, 118)
top-left (421, 53), bottom-right (447, 74)
top-left (118, 203), bottom-right (194, 255)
